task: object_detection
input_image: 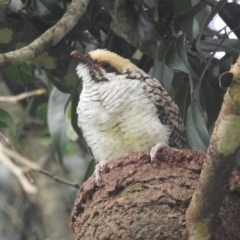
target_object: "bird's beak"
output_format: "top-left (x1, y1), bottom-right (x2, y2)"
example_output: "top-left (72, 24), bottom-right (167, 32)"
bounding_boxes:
top-left (70, 50), bottom-right (93, 66)
top-left (71, 50), bottom-right (81, 59)
top-left (71, 50), bottom-right (102, 74)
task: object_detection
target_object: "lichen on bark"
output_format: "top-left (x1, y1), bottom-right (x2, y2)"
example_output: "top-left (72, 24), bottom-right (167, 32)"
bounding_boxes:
top-left (186, 56), bottom-right (240, 239)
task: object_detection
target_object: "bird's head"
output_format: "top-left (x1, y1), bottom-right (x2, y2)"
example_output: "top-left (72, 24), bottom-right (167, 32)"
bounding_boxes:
top-left (71, 49), bottom-right (142, 84)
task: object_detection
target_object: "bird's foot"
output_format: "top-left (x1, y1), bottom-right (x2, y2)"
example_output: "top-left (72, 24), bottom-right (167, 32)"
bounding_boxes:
top-left (150, 142), bottom-right (169, 164)
top-left (94, 160), bottom-right (108, 184)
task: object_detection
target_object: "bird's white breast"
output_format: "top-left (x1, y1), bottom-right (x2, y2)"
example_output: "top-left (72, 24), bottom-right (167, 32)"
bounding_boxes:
top-left (76, 64), bottom-right (170, 162)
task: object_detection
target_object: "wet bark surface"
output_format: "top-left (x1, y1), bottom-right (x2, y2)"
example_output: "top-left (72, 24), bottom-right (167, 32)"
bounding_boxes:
top-left (70, 148), bottom-right (240, 240)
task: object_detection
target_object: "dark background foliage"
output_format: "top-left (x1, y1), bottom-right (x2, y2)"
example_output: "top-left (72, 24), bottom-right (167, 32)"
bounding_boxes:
top-left (0, 0), bottom-right (240, 239)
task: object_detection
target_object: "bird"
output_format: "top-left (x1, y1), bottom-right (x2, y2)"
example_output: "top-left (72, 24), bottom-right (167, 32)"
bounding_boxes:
top-left (71, 49), bottom-right (187, 183)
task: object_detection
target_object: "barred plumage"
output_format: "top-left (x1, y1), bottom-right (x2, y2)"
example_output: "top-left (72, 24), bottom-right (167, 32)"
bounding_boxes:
top-left (142, 77), bottom-right (187, 149)
top-left (71, 49), bottom-right (187, 182)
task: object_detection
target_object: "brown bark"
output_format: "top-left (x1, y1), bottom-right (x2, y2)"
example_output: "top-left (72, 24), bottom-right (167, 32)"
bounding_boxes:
top-left (70, 148), bottom-right (240, 240)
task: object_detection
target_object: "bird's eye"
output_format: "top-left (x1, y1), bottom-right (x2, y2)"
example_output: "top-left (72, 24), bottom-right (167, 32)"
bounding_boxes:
top-left (84, 54), bottom-right (90, 59)
top-left (101, 62), bottom-right (110, 69)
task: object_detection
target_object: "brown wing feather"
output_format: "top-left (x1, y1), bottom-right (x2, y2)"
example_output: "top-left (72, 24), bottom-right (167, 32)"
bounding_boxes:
top-left (143, 77), bottom-right (187, 149)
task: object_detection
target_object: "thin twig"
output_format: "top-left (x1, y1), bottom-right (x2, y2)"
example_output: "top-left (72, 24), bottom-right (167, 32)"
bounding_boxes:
top-left (0, 144), bottom-right (37, 194)
top-left (36, 169), bottom-right (80, 189)
top-left (0, 132), bottom-right (34, 182)
top-left (17, 66), bottom-right (28, 97)
top-left (0, 89), bottom-right (46, 103)
top-left (0, 132), bottom-right (18, 153)
top-left (2, 145), bottom-right (41, 170)
top-left (0, 0), bottom-right (90, 68)
top-left (1, 144), bottom-right (80, 189)
top-left (205, 25), bottom-right (228, 37)
top-left (189, 75), bottom-right (195, 102)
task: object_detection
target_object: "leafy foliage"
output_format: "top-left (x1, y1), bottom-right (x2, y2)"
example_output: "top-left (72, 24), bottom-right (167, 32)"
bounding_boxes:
top-left (0, 108), bottom-right (16, 134)
top-left (47, 87), bottom-right (69, 164)
top-left (2, 0), bottom-right (240, 159)
top-left (1, 0), bottom-right (240, 239)
top-left (1, 0), bottom-right (240, 150)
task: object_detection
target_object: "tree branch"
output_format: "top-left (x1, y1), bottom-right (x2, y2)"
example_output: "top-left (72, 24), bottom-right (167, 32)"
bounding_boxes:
top-left (0, 0), bottom-right (89, 68)
top-left (0, 88), bottom-right (46, 103)
top-left (1, 143), bottom-right (80, 189)
top-left (186, 56), bottom-right (240, 239)
top-left (0, 131), bottom-right (34, 182)
top-left (0, 143), bottom-right (37, 194)
top-left (0, 1), bottom-right (90, 92)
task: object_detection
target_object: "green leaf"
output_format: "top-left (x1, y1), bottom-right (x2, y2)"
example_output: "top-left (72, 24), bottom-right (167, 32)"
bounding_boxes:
top-left (36, 103), bottom-right (48, 122)
top-left (40, 137), bottom-right (52, 147)
top-left (195, 38), bottom-right (226, 113)
top-left (161, 1), bottom-right (174, 23)
top-left (47, 87), bottom-right (70, 164)
top-left (64, 79), bottom-right (81, 114)
top-left (89, 1), bottom-right (103, 23)
top-left (156, 40), bottom-right (166, 62)
top-left (176, 35), bottom-right (198, 79)
top-left (28, 0), bottom-right (64, 28)
top-left (114, 0), bottom-right (120, 19)
top-left (0, 108), bottom-right (16, 134)
top-left (200, 39), bottom-right (240, 59)
top-left (4, 65), bottom-right (22, 82)
top-left (137, 9), bottom-right (161, 41)
top-left (19, 63), bottom-right (36, 83)
top-left (15, 97), bottom-right (35, 142)
top-left (39, 0), bottom-right (64, 17)
top-left (176, 2), bottom-right (207, 25)
top-left (195, 0), bottom-right (227, 56)
top-left (173, 82), bottom-right (191, 124)
top-left (165, 35), bottom-right (199, 79)
top-left (4, 64), bottom-right (35, 88)
top-left (153, 0), bottom-right (159, 22)
top-left (83, 158), bottom-right (96, 182)
top-left (173, 0), bottom-right (192, 19)
top-left (186, 102), bottom-right (209, 152)
top-left (71, 94), bottom-right (82, 138)
top-left (152, 59), bottom-right (174, 95)
top-left (173, 0), bottom-right (195, 38)
top-left (219, 2), bottom-right (240, 39)
top-left (202, 56), bottom-right (230, 127)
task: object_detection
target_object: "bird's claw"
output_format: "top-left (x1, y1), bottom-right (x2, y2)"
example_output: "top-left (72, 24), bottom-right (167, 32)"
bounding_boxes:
top-left (150, 142), bottom-right (169, 164)
top-left (94, 160), bottom-right (108, 184)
